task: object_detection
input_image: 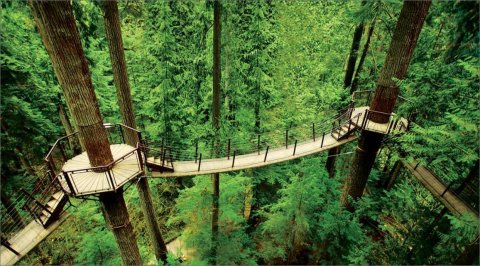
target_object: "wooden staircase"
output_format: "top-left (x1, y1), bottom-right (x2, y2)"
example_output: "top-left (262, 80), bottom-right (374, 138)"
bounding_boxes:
top-left (22, 173), bottom-right (68, 228)
top-left (331, 111), bottom-right (361, 141)
top-left (144, 145), bottom-right (175, 173)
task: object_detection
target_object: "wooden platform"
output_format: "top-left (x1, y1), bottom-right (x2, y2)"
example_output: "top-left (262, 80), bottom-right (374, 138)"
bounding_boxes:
top-left (403, 161), bottom-right (478, 216)
top-left (0, 213), bottom-right (69, 266)
top-left (351, 106), bottom-right (409, 134)
top-left (59, 144), bottom-right (143, 196)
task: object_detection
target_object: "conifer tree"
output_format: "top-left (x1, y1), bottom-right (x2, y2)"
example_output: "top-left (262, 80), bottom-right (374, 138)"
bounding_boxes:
top-left (341, 0), bottom-right (431, 209)
top-left (101, 1), bottom-right (168, 263)
top-left (29, 1), bottom-right (142, 264)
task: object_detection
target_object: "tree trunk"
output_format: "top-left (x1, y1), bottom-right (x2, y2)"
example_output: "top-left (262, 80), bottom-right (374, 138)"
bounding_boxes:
top-left (211, 0), bottom-right (221, 263)
top-left (1, 191), bottom-right (25, 228)
top-left (351, 21), bottom-right (375, 94)
top-left (344, 23), bottom-right (364, 88)
top-left (369, 1), bottom-right (431, 123)
top-left (341, 1), bottom-right (431, 209)
top-left (101, 1), bottom-right (168, 263)
top-left (14, 147), bottom-right (36, 176)
top-left (30, 0), bottom-right (113, 167)
top-left (30, 2), bottom-right (142, 265)
top-left (101, 0), bottom-right (138, 147)
top-left (386, 160), bottom-right (402, 190)
top-left (341, 130), bottom-right (384, 210)
top-left (326, 146), bottom-right (340, 179)
top-left (100, 190), bottom-right (142, 266)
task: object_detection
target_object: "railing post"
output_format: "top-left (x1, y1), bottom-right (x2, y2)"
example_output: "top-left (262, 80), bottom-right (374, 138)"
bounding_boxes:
top-left (106, 169), bottom-right (116, 190)
top-left (21, 189), bottom-right (52, 215)
top-left (59, 142), bottom-right (68, 162)
top-left (63, 172), bottom-right (76, 195)
top-left (293, 140), bottom-right (298, 156)
top-left (227, 139), bottom-right (231, 160)
top-left (356, 113), bottom-right (360, 126)
top-left (46, 158), bottom-right (55, 176)
top-left (321, 132), bottom-right (325, 148)
top-left (264, 146), bottom-right (269, 162)
top-left (362, 110), bottom-right (369, 129)
top-left (162, 148), bottom-right (167, 168)
top-left (414, 162), bottom-right (420, 170)
top-left (119, 126), bottom-right (125, 144)
top-left (285, 129), bottom-right (289, 149)
top-left (232, 150), bottom-right (236, 168)
top-left (312, 123), bottom-right (315, 141)
top-left (197, 153), bottom-right (202, 171)
top-left (257, 135), bottom-right (261, 155)
top-left (195, 142), bottom-right (198, 163)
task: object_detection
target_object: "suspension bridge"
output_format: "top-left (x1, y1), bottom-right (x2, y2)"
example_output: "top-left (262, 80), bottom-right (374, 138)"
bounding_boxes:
top-left (1, 91), bottom-right (476, 265)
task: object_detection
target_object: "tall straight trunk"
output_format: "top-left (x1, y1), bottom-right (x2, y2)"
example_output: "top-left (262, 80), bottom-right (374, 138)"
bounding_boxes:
top-left (341, 1), bottom-right (431, 209)
top-left (30, 0), bottom-right (113, 167)
top-left (30, 2), bottom-right (142, 265)
top-left (344, 23), bottom-right (364, 88)
top-left (386, 160), bottom-right (402, 190)
top-left (351, 21), bottom-right (375, 94)
top-left (211, 0), bottom-right (221, 263)
top-left (101, 1), bottom-right (168, 263)
top-left (1, 191), bottom-right (25, 228)
top-left (101, 0), bottom-right (137, 146)
top-left (327, 17), bottom-right (365, 175)
top-left (369, 1), bottom-right (431, 123)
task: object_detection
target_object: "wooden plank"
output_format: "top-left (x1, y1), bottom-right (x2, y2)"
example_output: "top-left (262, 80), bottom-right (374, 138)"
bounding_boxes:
top-left (403, 161), bottom-right (478, 217)
top-left (0, 213), bottom-right (69, 266)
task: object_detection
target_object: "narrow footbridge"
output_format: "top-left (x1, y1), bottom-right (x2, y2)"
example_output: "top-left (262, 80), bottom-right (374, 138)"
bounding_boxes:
top-left (1, 91), bottom-right (415, 264)
top-left (403, 161), bottom-right (478, 217)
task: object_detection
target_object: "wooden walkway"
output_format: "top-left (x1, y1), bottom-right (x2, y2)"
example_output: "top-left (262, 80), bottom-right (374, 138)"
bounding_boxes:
top-left (151, 134), bottom-right (358, 177)
top-left (150, 106), bottom-right (408, 177)
top-left (403, 161), bottom-right (478, 216)
top-left (0, 213), bottom-right (69, 266)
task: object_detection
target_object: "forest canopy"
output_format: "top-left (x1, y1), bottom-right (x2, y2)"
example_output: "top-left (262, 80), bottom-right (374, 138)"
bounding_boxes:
top-left (0, 0), bottom-right (478, 265)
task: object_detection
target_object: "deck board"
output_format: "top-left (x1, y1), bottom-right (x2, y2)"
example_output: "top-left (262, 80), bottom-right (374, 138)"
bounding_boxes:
top-left (403, 161), bottom-right (478, 216)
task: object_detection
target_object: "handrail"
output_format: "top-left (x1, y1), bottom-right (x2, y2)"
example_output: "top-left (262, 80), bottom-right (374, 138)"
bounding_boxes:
top-left (44, 131), bottom-right (79, 161)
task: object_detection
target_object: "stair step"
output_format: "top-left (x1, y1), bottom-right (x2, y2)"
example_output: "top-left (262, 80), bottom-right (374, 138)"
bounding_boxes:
top-left (51, 191), bottom-right (63, 200)
top-left (41, 209), bottom-right (52, 218)
top-left (147, 157), bottom-right (155, 163)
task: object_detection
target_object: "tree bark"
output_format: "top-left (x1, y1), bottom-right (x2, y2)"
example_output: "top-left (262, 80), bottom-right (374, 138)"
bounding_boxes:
top-left (101, 0), bottom-right (138, 147)
top-left (30, 2), bottom-right (142, 265)
top-left (341, 130), bottom-right (384, 210)
top-left (386, 160), bottom-right (402, 190)
top-left (369, 1), bottom-right (431, 123)
top-left (1, 191), bottom-right (25, 228)
top-left (30, 0), bottom-right (113, 167)
top-left (101, 1), bottom-right (168, 263)
top-left (326, 146), bottom-right (340, 179)
top-left (344, 23), bottom-right (364, 88)
top-left (341, 1), bottom-right (431, 209)
top-left (350, 21), bottom-right (375, 94)
top-left (57, 95), bottom-right (82, 152)
top-left (100, 190), bottom-right (143, 266)
top-left (211, 0), bottom-right (221, 263)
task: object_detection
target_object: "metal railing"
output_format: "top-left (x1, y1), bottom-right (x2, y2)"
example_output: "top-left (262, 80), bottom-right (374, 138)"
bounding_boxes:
top-left (44, 124), bottom-right (144, 197)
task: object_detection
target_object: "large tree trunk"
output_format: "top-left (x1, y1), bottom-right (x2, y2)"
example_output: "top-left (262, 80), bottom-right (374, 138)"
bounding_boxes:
top-left (350, 21), bottom-right (375, 94)
top-left (344, 23), bottom-right (364, 88)
top-left (100, 190), bottom-right (142, 266)
top-left (211, 0), bottom-right (221, 263)
top-left (369, 1), bottom-right (431, 123)
top-left (341, 1), bottom-right (431, 209)
top-left (30, 0), bottom-right (113, 167)
top-left (30, 2), bottom-right (142, 265)
top-left (101, 1), bottom-right (168, 263)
